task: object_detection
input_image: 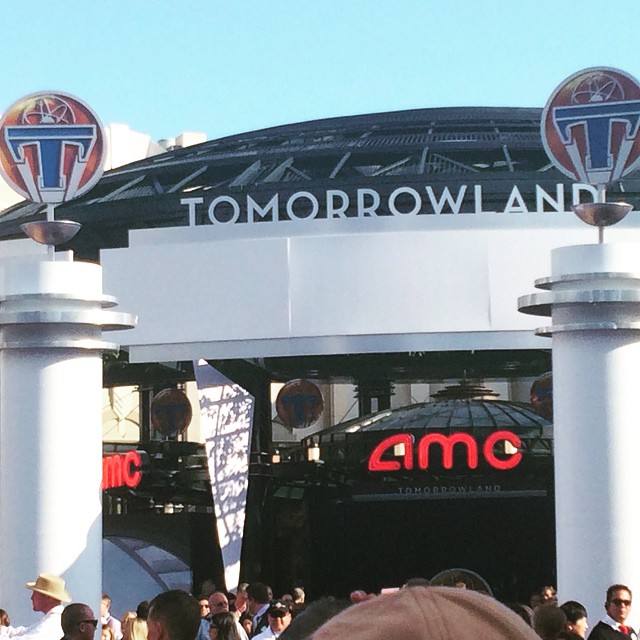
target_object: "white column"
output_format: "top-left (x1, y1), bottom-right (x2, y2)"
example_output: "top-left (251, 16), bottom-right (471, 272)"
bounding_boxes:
top-left (0, 253), bottom-right (135, 625)
top-left (519, 243), bottom-right (640, 623)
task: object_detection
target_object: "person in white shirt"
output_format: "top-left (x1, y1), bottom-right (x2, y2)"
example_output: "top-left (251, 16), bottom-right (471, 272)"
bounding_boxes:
top-left (587, 585), bottom-right (636, 640)
top-left (13, 573), bottom-right (71, 640)
top-left (101, 595), bottom-right (122, 640)
top-left (252, 602), bottom-right (292, 640)
top-left (0, 608), bottom-right (25, 637)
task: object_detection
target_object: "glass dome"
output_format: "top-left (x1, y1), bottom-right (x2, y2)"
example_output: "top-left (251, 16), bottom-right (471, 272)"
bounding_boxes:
top-left (300, 382), bottom-right (553, 462)
top-left (332, 398), bottom-right (549, 434)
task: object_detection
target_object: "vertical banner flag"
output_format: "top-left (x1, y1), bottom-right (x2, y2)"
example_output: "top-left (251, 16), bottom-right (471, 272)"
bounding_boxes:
top-left (194, 359), bottom-right (254, 592)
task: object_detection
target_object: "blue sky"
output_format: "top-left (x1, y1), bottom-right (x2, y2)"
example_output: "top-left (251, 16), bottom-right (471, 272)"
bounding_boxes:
top-left (3, 1), bottom-right (640, 142)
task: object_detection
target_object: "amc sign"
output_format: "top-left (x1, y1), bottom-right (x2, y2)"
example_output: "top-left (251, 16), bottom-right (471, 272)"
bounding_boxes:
top-left (102, 450), bottom-right (143, 490)
top-left (368, 431), bottom-right (522, 473)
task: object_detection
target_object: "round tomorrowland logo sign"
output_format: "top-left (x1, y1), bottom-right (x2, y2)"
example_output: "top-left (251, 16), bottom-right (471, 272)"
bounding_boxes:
top-left (151, 388), bottom-right (193, 438)
top-left (541, 67), bottom-right (640, 185)
top-left (0, 91), bottom-right (106, 204)
top-left (276, 379), bottom-right (324, 430)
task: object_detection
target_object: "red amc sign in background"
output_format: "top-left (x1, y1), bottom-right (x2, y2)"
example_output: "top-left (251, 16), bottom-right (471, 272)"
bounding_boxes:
top-left (102, 451), bottom-right (142, 490)
top-left (368, 431), bottom-right (522, 473)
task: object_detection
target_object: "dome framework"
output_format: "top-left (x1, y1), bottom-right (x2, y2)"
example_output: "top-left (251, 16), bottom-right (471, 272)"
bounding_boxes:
top-left (2, 106), bottom-right (636, 259)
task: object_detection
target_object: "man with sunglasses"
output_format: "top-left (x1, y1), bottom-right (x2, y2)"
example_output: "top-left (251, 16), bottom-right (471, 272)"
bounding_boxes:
top-left (197, 599), bottom-right (210, 620)
top-left (61, 604), bottom-right (98, 640)
top-left (251, 601), bottom-right (292, 640)
top-left (195, 592), bottom-right (249, 640)
top-left (588, 584), bottom-right (636, 640)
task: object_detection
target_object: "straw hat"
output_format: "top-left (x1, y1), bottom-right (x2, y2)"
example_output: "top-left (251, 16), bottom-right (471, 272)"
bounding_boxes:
top-left (25, 573), bottom-right (71, 602)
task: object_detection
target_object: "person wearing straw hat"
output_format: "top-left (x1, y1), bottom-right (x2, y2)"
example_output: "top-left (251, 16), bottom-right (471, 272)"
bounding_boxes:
top-left (12, 573), bottom-right (71, 640)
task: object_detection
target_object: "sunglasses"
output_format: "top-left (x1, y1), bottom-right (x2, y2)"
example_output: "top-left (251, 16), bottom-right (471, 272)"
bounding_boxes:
top-left (611, 599), bottom-right (632, 607)
top-left (80, 620), bottom-right (99, 628)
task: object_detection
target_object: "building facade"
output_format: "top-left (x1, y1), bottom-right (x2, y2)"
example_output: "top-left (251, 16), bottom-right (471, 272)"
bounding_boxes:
top-left (1, 106), bottom-right (638, 608)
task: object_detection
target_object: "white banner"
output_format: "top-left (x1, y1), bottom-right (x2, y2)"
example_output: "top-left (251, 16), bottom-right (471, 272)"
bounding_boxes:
top-left (194, 359), bottom-right (254, 592)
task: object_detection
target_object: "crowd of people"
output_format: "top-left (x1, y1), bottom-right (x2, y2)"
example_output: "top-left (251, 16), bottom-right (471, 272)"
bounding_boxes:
top-left (525, 584), bottom-right (636, 640)
top-left (0, 572), bottom-right (636, 640)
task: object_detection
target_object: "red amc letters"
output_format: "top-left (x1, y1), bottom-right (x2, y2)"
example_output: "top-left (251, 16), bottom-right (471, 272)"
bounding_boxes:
top-left (102, 450), bottom-right (143, 490)
top-left (368, 431), bottom-right (522, 473)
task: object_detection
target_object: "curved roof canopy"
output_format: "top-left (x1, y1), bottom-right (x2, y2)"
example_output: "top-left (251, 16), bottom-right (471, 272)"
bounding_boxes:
top-left (4, 105), bottom-right (635, 260)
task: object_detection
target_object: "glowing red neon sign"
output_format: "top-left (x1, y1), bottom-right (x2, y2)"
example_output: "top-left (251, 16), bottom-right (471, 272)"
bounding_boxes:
top-left (102, 450), bottom-right (142, 490)
top-left (368, 431), bottom-right (522, 472)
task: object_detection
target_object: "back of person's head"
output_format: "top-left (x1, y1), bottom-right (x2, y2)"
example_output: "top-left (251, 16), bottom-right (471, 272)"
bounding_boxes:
top-left (247, 583), bottom-right (271, 604)
top-left (533, 604), bottom-right (567, 640)
top-left (291, 588), bottom-right (305, 604)
top-left (148, 590), bottom-right (200, 640)
top-left (62, 603), bottom-right (88, 634)
top-left (559, 601), bottom-right (587, 625)
top-left (209, 612), bottom-right (242, 640)
top-left (62, 603), bottom-right (96, 635)
top-left (136, 601), bottom-right (150, 621)
top-left (310, 587), bottom-right (542, 640)
top-left (125, 617), bottom-right (148, 640)
top-left (279, 597), bottom-right (350, 640)
top-left (121, 611), bottom-right (137, 625)
top-left (503, 602), bottom-right (533, 627)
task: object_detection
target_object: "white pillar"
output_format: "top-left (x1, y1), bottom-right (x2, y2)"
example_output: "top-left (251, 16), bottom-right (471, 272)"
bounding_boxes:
top-left (519, 243), bottom-right (640, 623)
top-left (0, 253), bottom-right (135, 625)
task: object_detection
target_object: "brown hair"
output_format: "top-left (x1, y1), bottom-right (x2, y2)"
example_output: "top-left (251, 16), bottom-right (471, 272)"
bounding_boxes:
top-left (606, 584), bottom-right (632, 604)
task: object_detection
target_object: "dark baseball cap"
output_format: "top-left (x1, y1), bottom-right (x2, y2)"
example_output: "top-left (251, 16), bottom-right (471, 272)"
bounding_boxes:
top-left (267, 600), bottom-right (292, 617)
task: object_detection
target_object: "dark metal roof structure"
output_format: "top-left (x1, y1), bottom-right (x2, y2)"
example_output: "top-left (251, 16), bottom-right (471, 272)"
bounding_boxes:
top-left (3, 105), bottom-right (637, 262)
